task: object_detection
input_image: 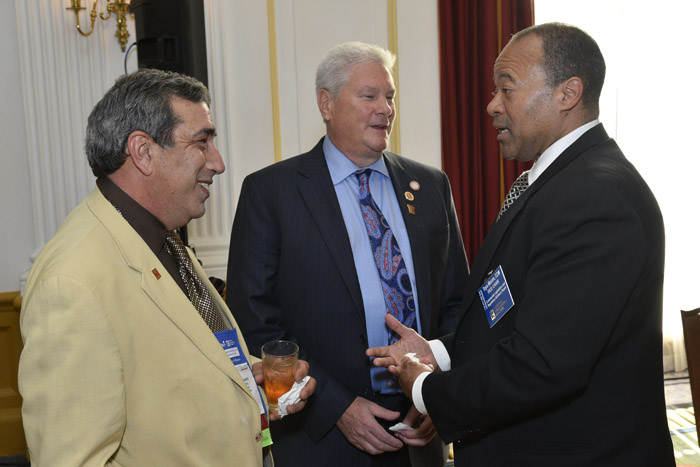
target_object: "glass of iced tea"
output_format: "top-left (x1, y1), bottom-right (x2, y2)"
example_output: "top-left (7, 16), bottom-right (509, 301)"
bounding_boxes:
top-left (261, 340), bottom-right (299, 411)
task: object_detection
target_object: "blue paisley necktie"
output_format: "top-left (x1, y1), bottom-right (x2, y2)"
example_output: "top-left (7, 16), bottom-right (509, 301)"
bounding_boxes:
top-left (356, 169), bottom-right (417, 344)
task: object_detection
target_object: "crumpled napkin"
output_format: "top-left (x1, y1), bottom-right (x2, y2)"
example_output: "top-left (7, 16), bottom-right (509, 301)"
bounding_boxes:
top-left (276, 376), bottom-right (310, 417)
top-left (389, 422), bottom-right (412, 432)
top-left (404, 352), bottom-right (418, 362)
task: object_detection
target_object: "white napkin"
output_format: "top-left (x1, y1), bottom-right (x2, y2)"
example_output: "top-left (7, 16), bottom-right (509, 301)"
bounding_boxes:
top-left (389, 422), bottom-right (412, 432)
top-left (276, 376), bottom-right (310, 417)
top-left (404, 352), bottom-right (418, 362)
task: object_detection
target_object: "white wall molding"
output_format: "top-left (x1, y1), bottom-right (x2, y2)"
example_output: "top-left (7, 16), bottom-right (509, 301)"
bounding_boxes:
top-left (15, 0), bottom-right (136, 275)
top-left (3, 0), bottom-right (441, 289)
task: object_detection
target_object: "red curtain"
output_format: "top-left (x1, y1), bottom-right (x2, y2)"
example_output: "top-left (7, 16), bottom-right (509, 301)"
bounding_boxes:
top-left (438, 0), bottom-right (534, 265)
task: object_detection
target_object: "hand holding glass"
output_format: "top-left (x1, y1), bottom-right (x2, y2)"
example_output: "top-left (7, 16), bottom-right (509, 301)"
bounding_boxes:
top-left (261, 340), bottom-right (299, 410)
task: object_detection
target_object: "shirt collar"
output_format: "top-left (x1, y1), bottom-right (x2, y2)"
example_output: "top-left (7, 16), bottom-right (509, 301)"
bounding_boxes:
top-left (323, 136), bottom-right (389, 186)
top-left (96, 176), bottom-right (170, 256)
top-left (529, 119), bottom-right (600, 186)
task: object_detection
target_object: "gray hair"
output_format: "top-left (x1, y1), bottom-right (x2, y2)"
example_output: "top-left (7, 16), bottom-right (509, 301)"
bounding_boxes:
top-left (86, 68), bottom-right (211, 178)
top-left (315, 41), bottom-right (396, 98)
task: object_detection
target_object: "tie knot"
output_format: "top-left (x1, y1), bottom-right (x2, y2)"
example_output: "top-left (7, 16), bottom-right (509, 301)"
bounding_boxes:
top-left (355, 168), bottom-right (372, 184)
top-left (355, 169), bottom-right (373, 198)
top-left (515, 170), bottom-right (530, 187)
top-left (496, 170), bottom-right (531, 221)
top-left (166, 230), bottom-right (189, 264)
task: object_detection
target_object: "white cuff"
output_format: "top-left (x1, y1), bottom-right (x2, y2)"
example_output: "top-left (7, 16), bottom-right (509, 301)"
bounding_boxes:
top-left (411, 371), bottom-right (431, 415)
top-left (428, 339), bottom-right (451, 371)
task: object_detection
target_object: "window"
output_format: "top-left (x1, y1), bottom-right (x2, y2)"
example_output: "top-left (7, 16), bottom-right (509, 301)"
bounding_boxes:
top-left (536, 0), bottom-right (700, 371)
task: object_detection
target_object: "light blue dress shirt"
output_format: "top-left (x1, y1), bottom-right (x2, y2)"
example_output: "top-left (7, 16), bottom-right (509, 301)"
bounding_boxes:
top-left (323, 136), bottom-right (422, 393)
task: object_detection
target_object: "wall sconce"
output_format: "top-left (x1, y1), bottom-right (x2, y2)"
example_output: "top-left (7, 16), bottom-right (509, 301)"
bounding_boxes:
top-left (66, 0), bottom-right (131, 52)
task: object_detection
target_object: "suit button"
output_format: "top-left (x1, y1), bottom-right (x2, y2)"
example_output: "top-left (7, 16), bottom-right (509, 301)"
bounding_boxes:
top-left (255, 432), bottom-right (262, 443)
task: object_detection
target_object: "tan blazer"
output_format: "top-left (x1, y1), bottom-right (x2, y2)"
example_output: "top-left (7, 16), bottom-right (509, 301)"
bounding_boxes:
top-left (19, 188), bottom-right (267, 466)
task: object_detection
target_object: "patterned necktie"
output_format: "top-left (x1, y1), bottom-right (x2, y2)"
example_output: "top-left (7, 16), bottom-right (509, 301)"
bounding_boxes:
top-left (497, 170), bottom-right (530, 221)
top-left (166, 230), bottom-right (228, 333)
top-left (356, 169), bottom-right (417, 344)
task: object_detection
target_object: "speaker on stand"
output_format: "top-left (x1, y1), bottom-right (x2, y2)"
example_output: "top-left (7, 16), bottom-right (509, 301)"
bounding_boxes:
top-left (129, 0), bottom-right (209, 246)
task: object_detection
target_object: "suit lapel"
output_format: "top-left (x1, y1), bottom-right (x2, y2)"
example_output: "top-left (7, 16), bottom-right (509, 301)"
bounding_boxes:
top-left (460, 124), bottom-right (612, 320)
top-left (191, 249), bottom-right (259, 364)
top-left (87, 189), bottom-right (256, 403)
top-left (384, 153), bottom-right (433, 336)
top-left (296, 140), bottom-right (366, 320)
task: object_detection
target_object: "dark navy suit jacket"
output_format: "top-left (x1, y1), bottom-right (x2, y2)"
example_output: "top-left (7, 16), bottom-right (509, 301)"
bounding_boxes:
top-left (424, 124), bottom-right (674, 466)
top-left (227, 138), bottom-right (469, 467)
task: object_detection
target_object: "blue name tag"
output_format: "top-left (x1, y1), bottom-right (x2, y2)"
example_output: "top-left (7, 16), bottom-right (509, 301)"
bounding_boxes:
top-left (478, 265), bottom-right (515, 328)
top-left (215, 329), bottom-right (272, 447)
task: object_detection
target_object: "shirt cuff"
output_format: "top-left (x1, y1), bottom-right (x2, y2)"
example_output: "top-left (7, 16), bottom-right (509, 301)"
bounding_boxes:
top-left (412, 371), bottom-right (431, 415)
top-left (429, 339), bottom-right (451, 371)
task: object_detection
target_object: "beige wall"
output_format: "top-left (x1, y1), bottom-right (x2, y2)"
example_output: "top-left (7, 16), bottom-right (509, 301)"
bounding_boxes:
top-left (0, 0), bottom-right (442, 290)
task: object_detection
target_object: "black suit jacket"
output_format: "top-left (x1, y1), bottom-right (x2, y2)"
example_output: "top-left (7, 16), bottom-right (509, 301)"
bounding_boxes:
top-left (226, 138), bottom-right (469, 466)
top-left (423, 124), bottom-right (674, 466)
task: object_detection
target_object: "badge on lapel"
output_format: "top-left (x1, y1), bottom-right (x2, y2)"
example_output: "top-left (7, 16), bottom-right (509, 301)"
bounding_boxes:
top-left (478, 266), bottom-right (515, 327)
top-left (406, 180), bottom-right (420, 215)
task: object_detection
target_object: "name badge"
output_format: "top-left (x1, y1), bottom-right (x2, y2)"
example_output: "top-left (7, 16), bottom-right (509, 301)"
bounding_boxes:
top-left (216, 329), bottom-right (273, 448)
top-left (478, 265), bottom-right (515, 328)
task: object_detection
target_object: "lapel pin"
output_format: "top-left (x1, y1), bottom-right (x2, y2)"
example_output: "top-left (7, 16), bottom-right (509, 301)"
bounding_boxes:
top-left (152, 268), bottom-right (161, 280)
top-left (407, 204), bottom-right (416, 215)
top-left (409, 180), bottom-right (420, 191)
top-left (405, 191), bottom-right (415, 201)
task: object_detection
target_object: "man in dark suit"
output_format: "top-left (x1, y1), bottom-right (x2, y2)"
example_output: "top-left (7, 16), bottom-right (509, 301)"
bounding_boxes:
top-left (226, 42), bottom-right (469, 466)
top-left (368, 23), bottom-right (675, 466)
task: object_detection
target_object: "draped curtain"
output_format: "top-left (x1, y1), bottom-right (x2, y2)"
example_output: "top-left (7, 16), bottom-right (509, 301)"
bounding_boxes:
top-left (438, 0), bottom-right (534, 264)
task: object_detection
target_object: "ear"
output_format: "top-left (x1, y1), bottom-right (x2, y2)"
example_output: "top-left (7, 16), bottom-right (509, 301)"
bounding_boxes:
top-left (126, 131), bottom-right (155, 177)
top-left (558, 77), bottom-right (583, 111)
top-left (317, 89), bottom-right (333, 121)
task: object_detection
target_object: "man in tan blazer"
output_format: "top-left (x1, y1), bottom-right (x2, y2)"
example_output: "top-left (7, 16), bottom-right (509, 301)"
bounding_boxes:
top-left (18, 69), bottom-right (315, 467)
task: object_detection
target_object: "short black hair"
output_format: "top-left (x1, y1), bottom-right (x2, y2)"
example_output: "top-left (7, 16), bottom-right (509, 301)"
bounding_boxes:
top-left (514, 22), bottom-right (606, 115)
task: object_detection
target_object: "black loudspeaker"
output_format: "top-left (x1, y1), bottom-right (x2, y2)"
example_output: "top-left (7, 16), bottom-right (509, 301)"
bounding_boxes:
top-left (130, 0), bottom-right (208, 87)
top-left (130, 0), bottom-right (209, 246)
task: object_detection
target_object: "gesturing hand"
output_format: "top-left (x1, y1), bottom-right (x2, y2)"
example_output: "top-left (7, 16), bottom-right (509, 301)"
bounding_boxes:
top-left (336, 397), bottom-right (403, 455)
top-left (392, 354), bottom-right (434, 399)
top-left (366, 315), bottom-right (437, 369)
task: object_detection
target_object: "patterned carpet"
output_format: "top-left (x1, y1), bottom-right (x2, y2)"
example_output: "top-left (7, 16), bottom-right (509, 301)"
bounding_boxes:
top-left (1, 377), bottom-right (695, 466)
top-left (666, 375), bottom-right (700, 466)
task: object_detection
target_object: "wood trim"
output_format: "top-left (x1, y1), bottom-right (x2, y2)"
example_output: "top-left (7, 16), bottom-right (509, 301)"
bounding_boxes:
top-left (0, 291), bottom-right (21, 312)
top-left (0, 291), bottom-right (26, 456)
top-left (387, 0), bottom-right (401, 155)
top-left (497, 0), bottom-right (506, 203)
top-left (267, 0), bottom-right (283, 163)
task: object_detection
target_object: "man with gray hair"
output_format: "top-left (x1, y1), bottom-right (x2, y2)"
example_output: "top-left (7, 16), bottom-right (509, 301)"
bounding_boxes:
top-left (227, 42), bottom-right (468, 466)
top-left (19, 68), bottom-right (314, 466)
